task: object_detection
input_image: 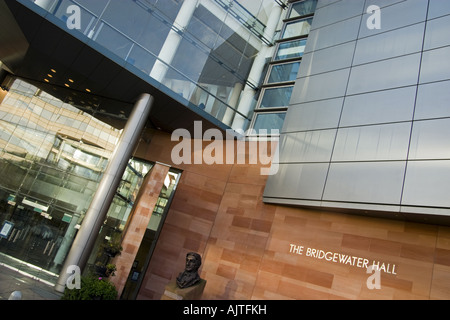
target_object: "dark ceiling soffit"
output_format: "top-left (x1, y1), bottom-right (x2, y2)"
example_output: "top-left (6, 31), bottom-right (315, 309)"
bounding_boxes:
top-left (0, 0), bottom-right (29, 70)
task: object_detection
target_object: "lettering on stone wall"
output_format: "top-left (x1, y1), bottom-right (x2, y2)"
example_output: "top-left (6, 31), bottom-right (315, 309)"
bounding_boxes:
top-left (289, 243), bottom-right (397, 275)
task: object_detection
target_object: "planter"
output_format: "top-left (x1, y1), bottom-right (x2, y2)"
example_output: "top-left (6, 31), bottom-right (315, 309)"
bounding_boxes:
top-left (104, 247), bottom-right (121, 258)
top-left (95, 265), bottom-right (108, 277)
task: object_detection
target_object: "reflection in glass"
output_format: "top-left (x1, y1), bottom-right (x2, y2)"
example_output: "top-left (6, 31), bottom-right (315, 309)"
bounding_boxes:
top-left (86, 158), bottom-right (154, 281)
top-left (253, 113), bottom-right (286, 132)
top-left (282, 18), bottom-right (313, 39)
top-left (275, 39), bottom-right (307, 61)
top-left (31, 0), bottom-right (264, 130)
top-left (0, 79), bottom-right (123, 281)
top-left (267, 62), bottom-right (301, 83)
top-left (289, 0), bottom-right (318, 18)
top-left (260, 86), bottom-right (294, 108)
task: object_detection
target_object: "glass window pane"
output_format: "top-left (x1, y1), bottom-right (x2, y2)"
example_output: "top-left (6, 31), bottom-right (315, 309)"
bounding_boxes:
top-left (267, 62), bottom-right (301, 83)
top-left (0, 79), bottom-right (126, 278)
top-left (100, 0), bottom-right (170, 54)
top-left (275, 39), bottom-right (307, 61)
top-left (253, 113), bottom-right (286, 131)
top-left (95, 24), bottom-right (133, 60)
top-left (289, 0), bottom-right (318, 18)
top-left (282, 18), bottom-right (313, 39)
top-left (260, 86), bottom-right (294, 108)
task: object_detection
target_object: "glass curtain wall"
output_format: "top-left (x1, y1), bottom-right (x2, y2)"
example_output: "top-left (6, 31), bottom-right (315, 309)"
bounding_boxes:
top-left (251, 0), bottom-right (317, 133)
top-left (30, 0), bottom-right (279, 131)
top-left (85, 158), bottom-right (154, 278)
top-left (0, 78), bottom-right (149, 283)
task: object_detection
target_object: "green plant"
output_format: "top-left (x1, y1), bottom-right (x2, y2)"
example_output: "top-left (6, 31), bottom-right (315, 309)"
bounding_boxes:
top-left (106, 263), bottom-right (117, 276)
top-left (94, 262), bottom-right (107, 277)
top-left (94, 262), bottom-right (117, 277)
top-left (61, 276), bottom-right (118, 300)
top-left (102, 239), bottom-right (123, 257)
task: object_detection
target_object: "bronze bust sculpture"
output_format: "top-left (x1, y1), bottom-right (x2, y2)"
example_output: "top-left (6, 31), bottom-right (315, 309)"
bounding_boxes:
top-left (176, 252), bottom-right (202, 289)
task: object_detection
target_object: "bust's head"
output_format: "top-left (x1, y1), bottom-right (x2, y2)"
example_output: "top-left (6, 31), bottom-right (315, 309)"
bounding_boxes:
top-left (176, 252), bottom-right (202, 289)
top-left (185, 252), bottom-right (202, 273)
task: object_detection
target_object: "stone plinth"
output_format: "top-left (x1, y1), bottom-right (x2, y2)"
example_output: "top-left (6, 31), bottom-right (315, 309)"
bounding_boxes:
top-left (161, 279), bottom-right (206, 300)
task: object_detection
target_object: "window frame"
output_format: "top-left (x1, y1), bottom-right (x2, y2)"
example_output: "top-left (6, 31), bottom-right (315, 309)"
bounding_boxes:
top-left (257, 85), bottom-right (294, 110)
top-left (281, 17), bottom-right (314, 40)
top-left (265, 61), bottom-right (301, 84)
top-left (273, 38), bottom-right (308, 61)
top-left (288, 0), bottom-right (318, 19)
top-left (249, 0), bottom-right (317, 135)
top-left (249, 110), bottom-right (287, 134)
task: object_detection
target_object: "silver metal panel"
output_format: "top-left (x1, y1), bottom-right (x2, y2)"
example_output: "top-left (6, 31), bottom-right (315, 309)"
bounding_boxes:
top-left (292, 68), bottom-right (350, 103)
top-left (409, 118), bottom-right (450, 160)
top-left (264, 163), bottom-right (329, 200)
top-left (364, 0), bottom-right (404, 10)
top-left (340, 86), bottom-right (416, 127)
top-left (402, 160), bottom-right (450, 208)
top-left (312, 0), bottom-right (364, 30)
top-left (322, 161), bottom-right (406, 204)
top-left (428, 0), bottom-right (450, 19)
top-left (283, 98), bottom-right (343, 132)
top-left (420, 46), bottom-right (450, 84)
top-left (353, 23), bottom-right (424, 66)
top-left (400, 205), bottom-right (450, 217)
top-left (415, 80), bottom-right (450, 120)
top-left (322, 201), bottom-right (401, 214)
top-left (359, 0), bottom-right (427, 38)
top-left (424, 15), bottom-right (450, 50)
top-left (306, 15), bottom-right (361, 53)
top-left (266, 0), bottom-right (450, 221)
top-left (299, 41), bottom-right (355, 78)
top-left (347, 53), bottom-right (421, 95)
top-left (316, 0), bottom-right (339, 10)
top-left (279, 129), bottom-right (336, 163)
top-left (332, 123), bottom-right (411, 162)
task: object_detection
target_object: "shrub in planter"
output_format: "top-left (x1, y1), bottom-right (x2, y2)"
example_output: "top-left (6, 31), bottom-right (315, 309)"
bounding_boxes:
top-left (62, 276), bottom-right (118, 300)
top-left (102, 240), bottom-right (123, 258)
top-left (94, 263), bottom-right (117, 278)
top-left (94, 262), bottom-right (108, 277)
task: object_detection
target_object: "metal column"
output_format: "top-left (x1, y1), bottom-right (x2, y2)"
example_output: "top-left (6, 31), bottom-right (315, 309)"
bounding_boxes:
top-left (55, 93), bottom-right (154, 293)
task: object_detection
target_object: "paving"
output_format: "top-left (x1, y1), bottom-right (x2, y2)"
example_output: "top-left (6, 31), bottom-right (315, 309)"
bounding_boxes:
top-left (0, 257), bottom-right (62, 300)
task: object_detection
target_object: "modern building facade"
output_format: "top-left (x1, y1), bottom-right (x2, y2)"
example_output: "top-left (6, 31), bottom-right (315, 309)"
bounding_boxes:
top-left (0, 0), bottom-right (450, 300)
top-left (264, 0), bottom-right (450, 224)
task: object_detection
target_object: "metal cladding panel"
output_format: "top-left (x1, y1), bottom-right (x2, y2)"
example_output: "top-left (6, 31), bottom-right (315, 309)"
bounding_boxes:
top-left (264, 0), bottom-right (450, 224)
